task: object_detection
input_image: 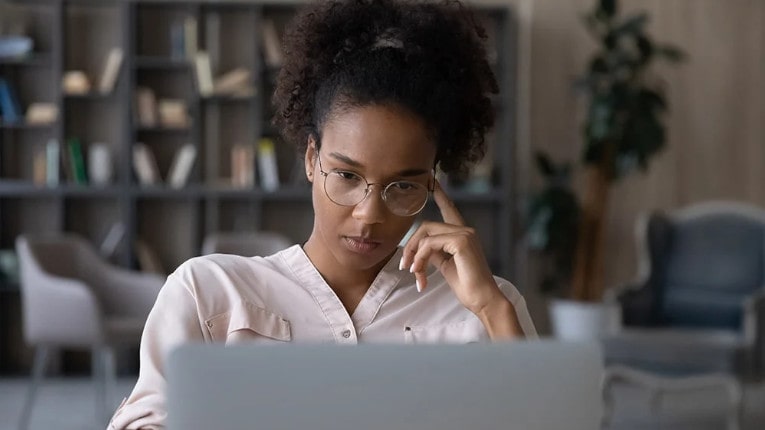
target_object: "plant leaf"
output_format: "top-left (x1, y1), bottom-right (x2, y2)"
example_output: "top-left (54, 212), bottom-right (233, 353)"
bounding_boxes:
top-left (598, 0), bottom-right (617, 19)
top-left (615, 12), bottom-right (649, 35)
top-left (534, 151), bottom-right (557, 178)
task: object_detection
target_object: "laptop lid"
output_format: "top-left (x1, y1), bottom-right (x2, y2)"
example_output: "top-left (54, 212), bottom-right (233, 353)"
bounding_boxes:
top-left (167, 340), bottom-right (603, 430)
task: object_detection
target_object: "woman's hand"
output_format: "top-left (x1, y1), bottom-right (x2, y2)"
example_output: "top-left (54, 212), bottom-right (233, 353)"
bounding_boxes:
top-left (399, 181), bottom-right (520, 334)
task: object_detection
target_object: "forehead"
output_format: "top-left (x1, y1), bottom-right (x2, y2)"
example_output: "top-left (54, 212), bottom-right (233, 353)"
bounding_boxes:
top-left (319, 104), bottom-right (437, 168)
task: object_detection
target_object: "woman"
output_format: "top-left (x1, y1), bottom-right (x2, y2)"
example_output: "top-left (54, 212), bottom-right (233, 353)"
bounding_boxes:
top-left (109, 0), bottom-right (536, 428)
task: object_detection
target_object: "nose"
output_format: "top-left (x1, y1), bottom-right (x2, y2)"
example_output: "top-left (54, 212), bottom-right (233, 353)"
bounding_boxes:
top-left (351, 185), bottom-right (386, 224)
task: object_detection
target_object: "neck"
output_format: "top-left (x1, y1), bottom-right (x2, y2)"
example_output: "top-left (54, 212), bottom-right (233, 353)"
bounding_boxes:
top-left (302, 236), bottom-right (394, 295)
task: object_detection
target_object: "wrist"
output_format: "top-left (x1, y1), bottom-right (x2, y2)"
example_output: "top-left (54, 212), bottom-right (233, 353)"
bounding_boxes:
top-left (475, 294), bottom-right (523, 340)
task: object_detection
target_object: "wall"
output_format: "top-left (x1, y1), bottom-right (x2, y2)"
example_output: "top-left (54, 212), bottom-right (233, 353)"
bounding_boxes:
top-left (506, 0), bottom-right (765, 332)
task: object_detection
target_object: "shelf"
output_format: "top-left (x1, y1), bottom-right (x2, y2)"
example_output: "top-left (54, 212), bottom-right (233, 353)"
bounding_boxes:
top-left (133, 56), bottom-right (191, 70)
top-left (132, 185), bottom-right (203, 199)
top-left (0, 182), bottom-right (128, 198)
top-left (200, 94), bottom-right (257, 104)
top-left (0, 122), bottom-right (55, 131)
top-left (61, 185), bottom-right (123, 198)
top-left (0, 54), bottom-right (52, 68)
top-left (136, 125), bottom-right (191, 134)
top-left (208, 186), bottom-right (311, 200)
top-left (64, 92), bottom-right (115, 101)
top-left (0, 181), bottom-right (57, 197)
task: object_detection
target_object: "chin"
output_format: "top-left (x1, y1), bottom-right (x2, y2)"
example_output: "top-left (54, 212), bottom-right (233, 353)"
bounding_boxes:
top-left (336, 236), bottom-right (398, 270)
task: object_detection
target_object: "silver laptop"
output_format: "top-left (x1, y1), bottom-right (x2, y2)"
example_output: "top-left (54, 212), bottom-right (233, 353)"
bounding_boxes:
top-left (167, 340), bottom-right (604, 430)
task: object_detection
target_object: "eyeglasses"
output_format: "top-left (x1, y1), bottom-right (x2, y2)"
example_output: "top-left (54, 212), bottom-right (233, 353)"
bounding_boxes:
top-left (316, 151), bottom-right (433, 217)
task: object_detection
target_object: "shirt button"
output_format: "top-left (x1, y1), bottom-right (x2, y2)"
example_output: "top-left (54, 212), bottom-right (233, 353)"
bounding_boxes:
top-left (341, 329), bottom-right (352, 338)
top-left (206, 321), bottom-right (213, 328)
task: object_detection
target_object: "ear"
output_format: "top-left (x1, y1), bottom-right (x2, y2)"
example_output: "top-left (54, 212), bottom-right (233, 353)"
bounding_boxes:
top-left (305, 136), bottom-right (317, 183)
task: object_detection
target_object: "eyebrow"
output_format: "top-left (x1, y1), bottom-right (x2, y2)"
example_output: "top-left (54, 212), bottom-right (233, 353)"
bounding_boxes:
top-left (327, 151), bottom-right (430, 177)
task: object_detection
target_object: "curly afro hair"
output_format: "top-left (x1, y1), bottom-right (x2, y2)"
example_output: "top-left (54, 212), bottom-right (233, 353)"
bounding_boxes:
top-left (272, 0), bottom-right (498, 175)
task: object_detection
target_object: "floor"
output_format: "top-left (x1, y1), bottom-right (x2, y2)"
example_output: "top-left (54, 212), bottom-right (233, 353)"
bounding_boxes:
top-left (0, 376), bottom-right (764, 429)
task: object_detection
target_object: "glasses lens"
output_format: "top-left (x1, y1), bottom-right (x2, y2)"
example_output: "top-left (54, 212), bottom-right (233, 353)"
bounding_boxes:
top-left (324, 171), bottom-right (368, 206)
top-left (384, 181), bottom-right (429, 216)
top-left (322, 169), bottom-right (429, 216)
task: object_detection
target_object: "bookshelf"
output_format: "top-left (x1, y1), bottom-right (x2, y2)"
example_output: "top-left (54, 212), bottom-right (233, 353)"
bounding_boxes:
top-left (0, 0), bottom-right (518, 372)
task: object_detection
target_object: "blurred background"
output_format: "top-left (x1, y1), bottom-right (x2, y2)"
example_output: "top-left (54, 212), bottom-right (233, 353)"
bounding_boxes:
top-left (0, 0), bottom-right (764, 429)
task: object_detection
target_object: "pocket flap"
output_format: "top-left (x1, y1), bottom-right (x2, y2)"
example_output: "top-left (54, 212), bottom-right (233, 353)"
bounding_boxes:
top-left (206, 301), bottom-right (291, 342)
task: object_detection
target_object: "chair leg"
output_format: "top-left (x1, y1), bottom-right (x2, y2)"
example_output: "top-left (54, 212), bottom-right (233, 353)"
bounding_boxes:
top-left (93, 346), bottom-right (117, 426)
top-left (18, 346), bottom-right (50, 430)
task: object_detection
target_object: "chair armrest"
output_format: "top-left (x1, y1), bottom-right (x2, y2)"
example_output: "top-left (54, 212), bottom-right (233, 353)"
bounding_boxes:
top-left (21, 272), bottom-right (103, 346)
top-left (87, 263), bottom-right (165, 318)
top-left (742, 289), bottom-right (765, 348)
top-left (605, 280), bottom-right (660, 328)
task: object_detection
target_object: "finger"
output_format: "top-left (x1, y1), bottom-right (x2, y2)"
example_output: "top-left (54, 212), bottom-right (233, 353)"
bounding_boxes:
top-left (409, 234), bottom-right (454, 274)
top-left (400, 221), bottom-right (467, 270)
top-left (415, 270), bottom-right (428, 293)
top-left (433, 180), bottom-right (465, 226)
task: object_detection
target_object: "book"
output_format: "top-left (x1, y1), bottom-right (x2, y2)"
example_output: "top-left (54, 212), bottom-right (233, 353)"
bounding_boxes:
top-left (170, 21), bottom-right (186, 60)
top-left (261, 19), bottom-right (283, 68)
top-left (231, 143), bottom-right (255, 188)
top-left (133, 143), bottom-right (161, 186)
top-left (194, 51), bottom-right (214, 97)
top-left (98, 48), bottom-right (124, 94)
top-left (67, 138), bottom-right (88, 185)
top-left (135, 87), bottom-right (158, 127)
top-left (167, 143), bottom-right (197, 189)
top-left (33, 149), bottom-right (46, 186)
top-left (184, 16), bottom-right (198, 59)
top-left (26, 102), bottom-right (58, 125)
top-left (0, 78), bottom-right (23, 123)
top-left (158, 99), bottom-right (189, 128)
top-left (213, 68), bottom-right (252, 96)
top-left (45, 139), bottom-right (60, 187)
top-left (134, 239), bottom-right (165, 275)
top-left (100, 221), bottom-right (125, 258)
top-left (257, 138), bottom-right (279, 191)
top-left (62, 70), bottom-right (91, 94)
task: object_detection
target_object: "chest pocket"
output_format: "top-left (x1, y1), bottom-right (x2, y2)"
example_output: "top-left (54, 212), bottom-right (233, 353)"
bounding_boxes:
top-left (403, 318), bottom-right (489, 344)
top-left (205, 301), bottom-right (291, 345)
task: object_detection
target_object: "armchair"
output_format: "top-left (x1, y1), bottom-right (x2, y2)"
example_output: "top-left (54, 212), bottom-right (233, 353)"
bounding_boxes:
top-left (15, 234), bottom-right (165, 429)
top-left (602, 201), bottom-right (765, 379)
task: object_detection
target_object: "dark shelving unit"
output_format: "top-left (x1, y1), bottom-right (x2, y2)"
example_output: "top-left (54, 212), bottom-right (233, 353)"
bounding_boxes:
top-left (0, 0), bottom-right (519, 281)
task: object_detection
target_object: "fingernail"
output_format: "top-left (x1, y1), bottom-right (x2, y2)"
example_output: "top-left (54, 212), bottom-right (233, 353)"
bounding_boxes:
top-left (398, 257), bottom-right (405, 271)
top-left (409, 265), bottom-right (415, 273)
top-left (416, 279), bottom-right (422, 293)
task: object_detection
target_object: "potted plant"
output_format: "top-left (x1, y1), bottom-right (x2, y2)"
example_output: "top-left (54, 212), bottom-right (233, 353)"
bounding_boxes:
top-left (527, 0), bottom-right (685, 339)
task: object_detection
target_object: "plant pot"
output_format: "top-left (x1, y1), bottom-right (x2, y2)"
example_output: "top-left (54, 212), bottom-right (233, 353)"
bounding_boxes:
top-left (549, 299), bottom-right (621, 341)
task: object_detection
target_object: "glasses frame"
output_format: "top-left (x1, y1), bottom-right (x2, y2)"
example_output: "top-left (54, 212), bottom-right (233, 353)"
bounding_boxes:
top-left (315, 150), bottom-right (435, 217)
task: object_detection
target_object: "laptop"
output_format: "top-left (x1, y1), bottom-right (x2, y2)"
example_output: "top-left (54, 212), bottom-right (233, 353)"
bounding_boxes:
top-left (166, 340), bottom-right (603, 430)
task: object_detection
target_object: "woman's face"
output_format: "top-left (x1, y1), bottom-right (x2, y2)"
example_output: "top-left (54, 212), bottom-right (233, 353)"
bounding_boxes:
top-left (304, 103), bottom-right (437, 272)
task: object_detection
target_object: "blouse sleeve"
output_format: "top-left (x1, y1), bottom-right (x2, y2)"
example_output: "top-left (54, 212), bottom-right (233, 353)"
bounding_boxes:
top-left (495, 276), bottom-right (539, 339)
top-left (108, 267), bottom-right (206, 430)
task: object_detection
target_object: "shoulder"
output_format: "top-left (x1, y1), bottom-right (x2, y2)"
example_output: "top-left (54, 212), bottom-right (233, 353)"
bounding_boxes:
top-left (164, 246), bottom-right (299, 307)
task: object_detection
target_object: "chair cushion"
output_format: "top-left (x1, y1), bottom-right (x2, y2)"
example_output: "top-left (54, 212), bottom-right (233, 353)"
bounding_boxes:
top-left (661, 287), bottom-right (744, 329)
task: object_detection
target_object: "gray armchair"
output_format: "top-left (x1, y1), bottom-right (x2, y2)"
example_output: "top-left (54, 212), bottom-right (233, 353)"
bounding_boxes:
top-left (15, 234), bottom-right (164, 429)
top-left (602, 202), bottom-right (765, 379)
top-left (201, 231), bottom-right (292, 256)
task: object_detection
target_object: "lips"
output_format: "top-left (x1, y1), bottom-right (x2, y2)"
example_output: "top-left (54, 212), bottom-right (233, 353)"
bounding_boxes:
top-left (343, 236), bottom-right (382, 254)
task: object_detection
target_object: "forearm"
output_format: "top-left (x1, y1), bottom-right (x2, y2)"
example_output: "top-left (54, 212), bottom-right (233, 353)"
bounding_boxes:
top-left (476, 297), bottom-right (525, 341)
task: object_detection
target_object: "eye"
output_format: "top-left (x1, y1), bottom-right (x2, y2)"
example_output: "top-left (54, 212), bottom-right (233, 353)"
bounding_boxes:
top-left (390, 181), bottom-right (419, 191)
top-left (332, 170), bottom-right (362, 182)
